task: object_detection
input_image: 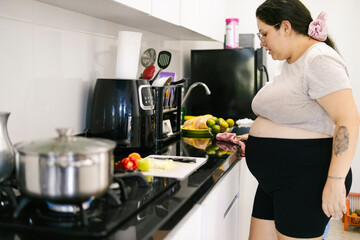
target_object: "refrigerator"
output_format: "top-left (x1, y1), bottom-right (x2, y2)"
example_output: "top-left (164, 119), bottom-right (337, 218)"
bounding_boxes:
top-left (186, 47), bottom-right (267, 120)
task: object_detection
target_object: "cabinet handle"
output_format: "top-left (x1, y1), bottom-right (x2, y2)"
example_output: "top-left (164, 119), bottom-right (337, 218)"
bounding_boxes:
top-left (223, 193), bottom-right (239, 219)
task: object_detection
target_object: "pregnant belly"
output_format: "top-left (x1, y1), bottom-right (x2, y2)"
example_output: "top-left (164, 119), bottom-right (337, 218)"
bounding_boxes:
top-left (249, 117), bottom-right (331, 139)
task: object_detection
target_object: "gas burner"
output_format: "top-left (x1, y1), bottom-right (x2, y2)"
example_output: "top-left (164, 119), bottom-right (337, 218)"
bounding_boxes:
top-left (0, 169), bottom-right (164, 238)
top-left (34, 199), bottom-right (104, 228)
top-left (46, 199), bottom-right (93, 213)
top-left (0, 180), bottom-right (18, 210)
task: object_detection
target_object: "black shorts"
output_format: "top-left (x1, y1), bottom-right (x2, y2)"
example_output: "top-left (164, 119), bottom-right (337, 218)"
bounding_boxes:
top-left (245, 135), bottom-right (352, 238)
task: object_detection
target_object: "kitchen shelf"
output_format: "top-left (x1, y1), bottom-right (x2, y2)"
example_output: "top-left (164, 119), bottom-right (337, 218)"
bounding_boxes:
top-left (152, 85), bottom-right (183, 149)
top-left (163, 107), bottom-right (178, 114)
top-left (36, 0), bottom-right (215, 41)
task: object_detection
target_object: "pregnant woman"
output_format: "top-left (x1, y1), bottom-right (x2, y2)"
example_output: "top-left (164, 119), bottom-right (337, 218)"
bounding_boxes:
top-left (242, 0), bottom-right (359, 239)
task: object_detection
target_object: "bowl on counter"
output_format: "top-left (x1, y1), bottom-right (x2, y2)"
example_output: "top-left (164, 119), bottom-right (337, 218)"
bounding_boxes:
top-left (208, 127), bottom-right (234, 137)
top-left (180, 125), bottom-right (212, 138)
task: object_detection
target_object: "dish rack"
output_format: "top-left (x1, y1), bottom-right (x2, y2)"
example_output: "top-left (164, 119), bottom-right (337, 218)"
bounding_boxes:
top-left (343, 192), bottom-right (360, 231)
top-left (152, 84), bottom-right (183, 149)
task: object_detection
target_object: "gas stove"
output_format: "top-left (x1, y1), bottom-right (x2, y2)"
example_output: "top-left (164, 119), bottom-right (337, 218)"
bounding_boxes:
top-left (0, 170), bottom-right (178, 239)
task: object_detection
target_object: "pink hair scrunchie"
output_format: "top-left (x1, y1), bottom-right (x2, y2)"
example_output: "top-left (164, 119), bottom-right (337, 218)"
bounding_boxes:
top-left (308, 11), bottom-right (328, 41)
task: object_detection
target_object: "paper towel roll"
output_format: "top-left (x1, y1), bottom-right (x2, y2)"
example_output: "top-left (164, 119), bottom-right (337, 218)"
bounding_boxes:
top-left (116, 31), bottom-right (142, 79)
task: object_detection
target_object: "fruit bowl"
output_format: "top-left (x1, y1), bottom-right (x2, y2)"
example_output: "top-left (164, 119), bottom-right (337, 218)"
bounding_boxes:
top-left (206, 117), bottom-right (235, 137)
top-left (181, 125), bottom-right (212, 138)
top-left (208, 127), bottom-right (233, 137)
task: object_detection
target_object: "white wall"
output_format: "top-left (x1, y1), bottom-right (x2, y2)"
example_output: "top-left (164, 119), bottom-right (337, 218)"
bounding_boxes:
top-left (0, 0), bottom-right (186, 143)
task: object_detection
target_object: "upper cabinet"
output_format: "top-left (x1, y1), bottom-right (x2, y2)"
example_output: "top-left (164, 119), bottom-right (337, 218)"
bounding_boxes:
top-left (152, 0), bottom-right (180, 26)
top-left (36, 0), bottom-right (225, 42)
top-left (181, 0), bottom-right (225, 42)
top-left (114, 0), bottom-right (152, 14)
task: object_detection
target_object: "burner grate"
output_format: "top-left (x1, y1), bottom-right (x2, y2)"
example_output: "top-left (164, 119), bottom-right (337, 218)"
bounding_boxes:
top-left (0, 171), bottom-right (171, 238)
top-left (0, 179), bottom-right (19, 210)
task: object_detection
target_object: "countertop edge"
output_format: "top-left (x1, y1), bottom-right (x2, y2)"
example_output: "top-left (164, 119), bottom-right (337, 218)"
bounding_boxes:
top-left (146, 151), bottom-right (243, 240)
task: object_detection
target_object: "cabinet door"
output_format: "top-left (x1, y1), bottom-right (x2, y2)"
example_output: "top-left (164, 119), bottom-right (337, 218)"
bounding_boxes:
top-left (223, 194), bottom-right (239, 240)
top-left (180, 0), bottom-right (216, 36)
top-left (152, 0), bottom-right (180, 25)
top-left (180, 0), bottom-right (225, 41)
top-left (164, 204), bottom-right (202, 240)
top-left (201, 161), bottom-right (240, 240)
top-left (113, 0), bottom-right (151, 14)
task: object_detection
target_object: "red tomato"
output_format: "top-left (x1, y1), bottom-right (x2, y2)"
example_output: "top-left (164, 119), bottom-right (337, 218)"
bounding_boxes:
top-left (129, 156), bottom-right (139, 169)
top-left (114, 160), bottom-right (122, 169)
top-left (120, 157), bottom-right (138, 170)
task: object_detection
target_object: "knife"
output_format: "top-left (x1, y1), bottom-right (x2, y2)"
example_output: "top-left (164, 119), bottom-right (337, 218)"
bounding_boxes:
top-left (149, 155), bottom-right (197, 163)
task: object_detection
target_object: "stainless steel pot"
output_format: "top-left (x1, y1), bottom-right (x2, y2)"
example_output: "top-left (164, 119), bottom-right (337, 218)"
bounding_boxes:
top-left (15, 128), bottom-right (116, 202)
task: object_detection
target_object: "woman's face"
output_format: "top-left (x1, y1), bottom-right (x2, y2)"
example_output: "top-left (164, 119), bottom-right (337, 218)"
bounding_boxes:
top-left (257, 19), bottom-right (286, 60)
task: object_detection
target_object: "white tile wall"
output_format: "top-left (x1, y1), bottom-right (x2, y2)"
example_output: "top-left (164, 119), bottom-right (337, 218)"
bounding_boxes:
top-left (0, 0), bottom-right (222, 144)
top-left (0, 17), bottom-right (34, 142)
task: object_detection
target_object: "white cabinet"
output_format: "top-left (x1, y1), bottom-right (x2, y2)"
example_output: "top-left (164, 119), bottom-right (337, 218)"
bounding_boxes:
top-left (152, 0), bottom-right (180, 26)
top-left (223, 195), bottom-right (240, 240)
top-left (164, 204), bottom-right (202, 240)
top-left (36, 0), bottom-right (225, 42)
top-left (113, 0), bottom-right (151, 14)
top-left (201, 161), bottom-right (240, 240)
top-left (180, 0), bottom-right (214, 35)
top-left (238, 158), bottom-right (258, 240)
top-left (168, 160), bottom-right (241, 239)
top-left (180, 0), bottom-right (225, 42)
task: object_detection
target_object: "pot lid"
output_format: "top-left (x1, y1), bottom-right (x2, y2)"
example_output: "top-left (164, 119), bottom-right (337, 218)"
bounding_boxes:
top-left (15, 128), bottom-right (116, 155)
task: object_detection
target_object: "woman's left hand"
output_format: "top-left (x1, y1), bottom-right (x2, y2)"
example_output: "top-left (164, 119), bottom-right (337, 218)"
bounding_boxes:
top-left (322, 179), bottom-right (347, 218)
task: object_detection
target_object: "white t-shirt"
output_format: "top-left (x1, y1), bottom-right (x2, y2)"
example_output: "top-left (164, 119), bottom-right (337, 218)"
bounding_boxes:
top-left (252, 42), bottom-right (351, 136)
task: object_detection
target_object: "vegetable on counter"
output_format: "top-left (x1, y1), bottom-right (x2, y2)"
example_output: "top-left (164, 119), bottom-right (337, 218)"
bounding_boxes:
top-left (115, 152), bottom-right (141, 170)
top-left (137, 157), bottom-right (175, 171)
top-left (113, 152), bottom-right (176, 171)
top-left (138, 158), bottom-right (151, 171)
top-left (120, 157), bottom-right (139, 170)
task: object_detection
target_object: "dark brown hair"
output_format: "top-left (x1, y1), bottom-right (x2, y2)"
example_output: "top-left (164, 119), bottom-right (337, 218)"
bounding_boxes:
top-left (256, 0), bottom-right (337, 51)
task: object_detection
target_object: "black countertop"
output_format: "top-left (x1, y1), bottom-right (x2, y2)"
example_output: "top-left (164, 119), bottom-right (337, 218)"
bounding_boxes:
top-left (112, 137), bottom-right (242, 240)
top-left (0, 137), bottom-right (242, 240)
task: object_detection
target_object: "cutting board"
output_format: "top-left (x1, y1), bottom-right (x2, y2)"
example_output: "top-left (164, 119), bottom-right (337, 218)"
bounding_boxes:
top-left (141, 155), bottom-right (207, 180)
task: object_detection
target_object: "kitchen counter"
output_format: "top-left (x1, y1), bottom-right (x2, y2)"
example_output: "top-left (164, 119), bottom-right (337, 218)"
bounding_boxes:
top-left (111, 137), bottom-right (242, 240)
top-left (0, 137), bottom-right (242, 240)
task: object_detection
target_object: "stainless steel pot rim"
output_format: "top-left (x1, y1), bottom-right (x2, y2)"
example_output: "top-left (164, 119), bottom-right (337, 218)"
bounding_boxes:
top-left (15, 139), bottom-right (116, 155)
top-left (14, 128), bottom-right (116, 155)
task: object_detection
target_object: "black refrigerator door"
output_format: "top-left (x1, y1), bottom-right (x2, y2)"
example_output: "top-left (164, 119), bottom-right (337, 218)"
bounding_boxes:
top-left (188, 48), bottom-right (257, 120)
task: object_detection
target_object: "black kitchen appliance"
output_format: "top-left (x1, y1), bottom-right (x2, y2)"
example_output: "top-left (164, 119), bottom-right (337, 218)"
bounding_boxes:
top-left (152, 84), bottom-right (183, 149)
top-left (88, 79), bottom-right (155, 152)
top-left (187, 47), bottom-right (267, 120)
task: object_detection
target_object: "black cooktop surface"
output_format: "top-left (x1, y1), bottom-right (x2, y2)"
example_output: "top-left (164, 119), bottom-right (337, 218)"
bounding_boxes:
top-left (0, 172), bottom-right (178, 239)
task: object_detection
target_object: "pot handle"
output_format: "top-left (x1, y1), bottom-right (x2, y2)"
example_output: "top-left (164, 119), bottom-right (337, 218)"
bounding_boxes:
top-left (55, 158), bottom-right (94, 168)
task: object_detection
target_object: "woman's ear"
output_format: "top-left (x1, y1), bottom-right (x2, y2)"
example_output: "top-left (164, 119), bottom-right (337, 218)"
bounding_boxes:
top-left (281, 20), bottom-right (292, 37)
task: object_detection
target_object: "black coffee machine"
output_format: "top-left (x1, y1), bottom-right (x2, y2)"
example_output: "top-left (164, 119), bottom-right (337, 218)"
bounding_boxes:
top-left (88, 79), bottom-right (154, 152)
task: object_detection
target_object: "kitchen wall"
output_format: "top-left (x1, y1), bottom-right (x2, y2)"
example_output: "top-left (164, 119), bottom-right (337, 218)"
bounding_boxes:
top-left (0, 0), bottom-right (222, 144)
